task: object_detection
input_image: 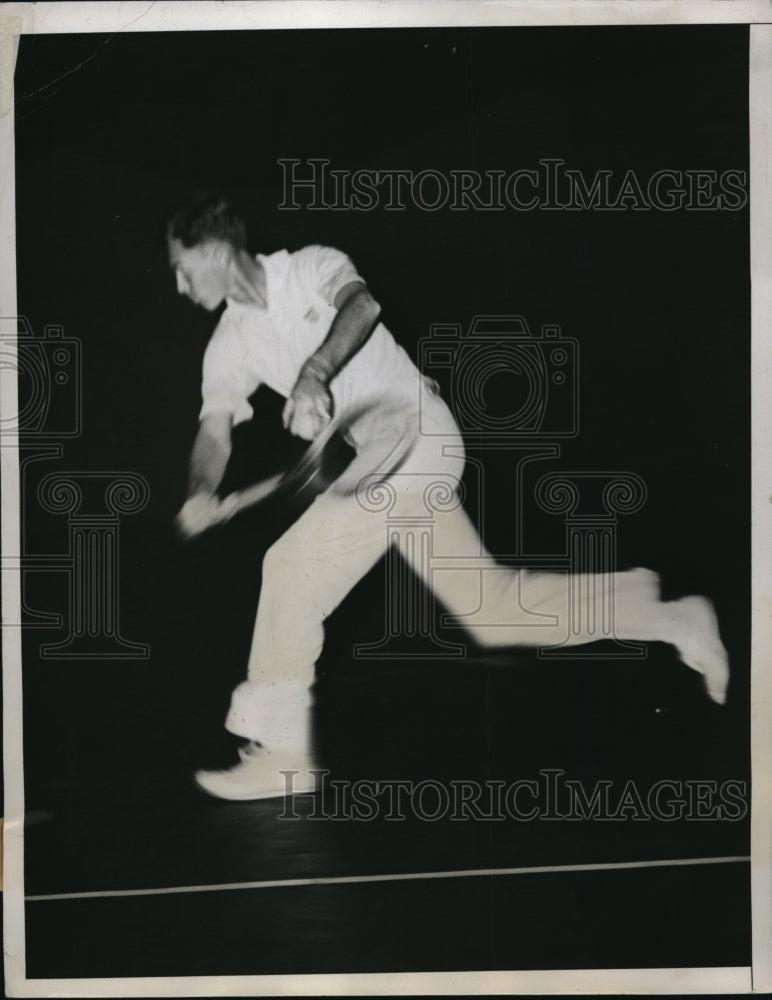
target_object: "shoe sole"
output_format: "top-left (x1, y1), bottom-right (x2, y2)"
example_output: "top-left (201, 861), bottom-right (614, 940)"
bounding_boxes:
top-left (193, 772), bottom-right (322, 802)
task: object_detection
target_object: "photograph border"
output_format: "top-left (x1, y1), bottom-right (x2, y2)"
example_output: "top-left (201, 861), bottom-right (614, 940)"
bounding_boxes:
top-left (2, 2), bottom-right (770, 995)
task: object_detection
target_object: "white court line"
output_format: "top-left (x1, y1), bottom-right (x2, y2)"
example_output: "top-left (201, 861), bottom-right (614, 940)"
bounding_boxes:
top-left (26, 854), bottom-right (750, 903)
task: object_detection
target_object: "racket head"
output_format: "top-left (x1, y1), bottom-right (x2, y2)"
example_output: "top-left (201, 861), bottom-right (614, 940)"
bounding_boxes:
top-left (233, 396), bottom-right (421, 513)
top-left (280, 418), bottom-right (353, 501)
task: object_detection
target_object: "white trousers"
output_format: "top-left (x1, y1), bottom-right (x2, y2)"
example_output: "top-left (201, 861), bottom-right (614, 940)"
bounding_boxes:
top-left (225, 385), bottom-right (670, 748)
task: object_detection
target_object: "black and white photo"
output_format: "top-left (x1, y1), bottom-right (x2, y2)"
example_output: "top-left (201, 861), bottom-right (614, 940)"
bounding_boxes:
top-left (2, 2), bottom-right (771, 995)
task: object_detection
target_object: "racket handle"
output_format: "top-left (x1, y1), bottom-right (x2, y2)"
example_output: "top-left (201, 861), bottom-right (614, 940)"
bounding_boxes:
top-left (214, 472), bottom-right (285, 525)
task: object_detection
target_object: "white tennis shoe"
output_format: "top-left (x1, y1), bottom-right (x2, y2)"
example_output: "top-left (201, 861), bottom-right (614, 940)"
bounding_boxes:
top-left (670, 595), bottom-right (730, 705)
top-left (194, 742), bottom-right (322, 801)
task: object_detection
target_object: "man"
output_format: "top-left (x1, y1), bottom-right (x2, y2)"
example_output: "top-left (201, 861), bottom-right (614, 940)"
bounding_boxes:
top-left (169, 194), bottom-right (729, 801)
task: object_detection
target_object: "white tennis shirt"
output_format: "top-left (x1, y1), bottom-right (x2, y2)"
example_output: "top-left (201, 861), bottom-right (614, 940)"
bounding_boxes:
top-left (199, 245), bottom-right (423, 429)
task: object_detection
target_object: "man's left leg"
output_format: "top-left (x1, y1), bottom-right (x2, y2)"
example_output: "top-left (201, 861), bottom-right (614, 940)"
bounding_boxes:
top-left (407, 502), bottom-right (729, 703)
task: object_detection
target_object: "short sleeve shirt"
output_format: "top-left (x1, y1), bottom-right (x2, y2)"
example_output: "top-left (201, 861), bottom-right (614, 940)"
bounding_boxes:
top-left (199, 245), bottom-right (422, 428)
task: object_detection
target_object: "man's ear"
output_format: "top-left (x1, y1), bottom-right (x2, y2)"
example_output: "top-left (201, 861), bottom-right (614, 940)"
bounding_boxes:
top-left (204, 239), bottom-right (230, 265)
top-left (220, 240), bottom-right (240, 270)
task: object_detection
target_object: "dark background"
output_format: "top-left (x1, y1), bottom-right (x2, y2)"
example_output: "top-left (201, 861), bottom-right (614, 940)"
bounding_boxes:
top-left (14, 24), bottom-right (751, 977)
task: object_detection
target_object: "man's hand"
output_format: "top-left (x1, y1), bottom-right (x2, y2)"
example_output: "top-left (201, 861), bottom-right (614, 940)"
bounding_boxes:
top-left (282, 363), bottom-right (333, 441)
top-left (176, 493), bottom-right (223, 538)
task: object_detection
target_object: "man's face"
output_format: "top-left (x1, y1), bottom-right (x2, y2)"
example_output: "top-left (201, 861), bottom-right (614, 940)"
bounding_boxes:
top-left (168, 238), bottom-right (230, 311)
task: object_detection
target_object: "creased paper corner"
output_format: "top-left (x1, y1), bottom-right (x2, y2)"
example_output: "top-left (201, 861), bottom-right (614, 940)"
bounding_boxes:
top-left (0, 17), bottom-right (23, 118)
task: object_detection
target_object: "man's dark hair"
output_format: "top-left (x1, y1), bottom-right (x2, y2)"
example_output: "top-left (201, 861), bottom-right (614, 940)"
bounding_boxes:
top-left (167, 194), bottom-right (247, 250)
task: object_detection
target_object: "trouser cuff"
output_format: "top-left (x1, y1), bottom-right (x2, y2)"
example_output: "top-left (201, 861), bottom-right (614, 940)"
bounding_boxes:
top-left (225, 680), bottom-right (313, 750)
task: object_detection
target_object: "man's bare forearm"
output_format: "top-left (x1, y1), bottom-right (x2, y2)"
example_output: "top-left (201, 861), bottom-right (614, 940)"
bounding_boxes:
top-left (188, 417), bottom-right (232, 497)
top-left (304, 286), bottom-right (381, 382)
top-left (283, 285), bottom-right (381, 439)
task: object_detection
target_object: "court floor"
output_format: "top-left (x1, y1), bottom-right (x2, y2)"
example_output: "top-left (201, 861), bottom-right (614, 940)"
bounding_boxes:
top-left (22, 640), bottom-right (750, 979)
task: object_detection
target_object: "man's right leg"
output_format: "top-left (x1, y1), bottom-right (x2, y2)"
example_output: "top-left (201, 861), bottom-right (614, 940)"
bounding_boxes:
top-left (195, 487), bottom-right (393, 800)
